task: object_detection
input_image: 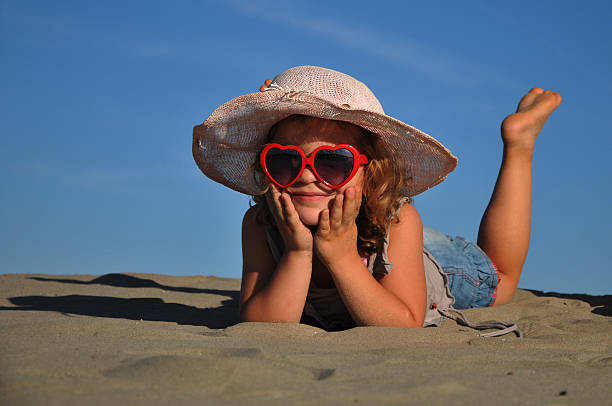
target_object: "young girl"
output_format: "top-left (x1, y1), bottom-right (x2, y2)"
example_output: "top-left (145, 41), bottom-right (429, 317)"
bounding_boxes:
top-left (193, 66), bottom-right (561, 333)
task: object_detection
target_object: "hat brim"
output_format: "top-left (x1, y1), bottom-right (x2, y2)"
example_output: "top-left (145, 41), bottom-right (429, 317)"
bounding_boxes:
top-left (193, 90), bottom-right (457, 196)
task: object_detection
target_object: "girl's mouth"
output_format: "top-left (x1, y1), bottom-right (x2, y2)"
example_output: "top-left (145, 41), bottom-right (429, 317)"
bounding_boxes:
top-left (291, 193), bottom-right (329, 202)
top-left (290, 190), bottom-right (332, 203)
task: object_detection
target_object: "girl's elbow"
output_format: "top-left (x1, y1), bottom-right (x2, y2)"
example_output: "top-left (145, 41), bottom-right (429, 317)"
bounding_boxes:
top-left (238, 310), bottom-right (267, 323)
top-left (403, 307), bottom-right (425, 328)
top-left (238, 306), bottom-right (301, 324)
top-left (238, 303), bottom-right (260, 323)
top-left (238, 306), bottom-right (267, 323)
top-left (399, 318), bottom-right (423, 328)
top-left (238, 309), bottom-right (252, 323)
top-left (368, 311), bottom-right (423, 328)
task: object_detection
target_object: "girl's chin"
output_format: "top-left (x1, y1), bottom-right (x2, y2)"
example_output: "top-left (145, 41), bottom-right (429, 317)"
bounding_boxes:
top-left (296, 208), bottom-right (324, 227)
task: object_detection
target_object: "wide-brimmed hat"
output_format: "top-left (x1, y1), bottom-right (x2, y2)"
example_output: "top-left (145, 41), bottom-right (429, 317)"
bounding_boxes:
top-left (193, 65), bottom-right (457, 196)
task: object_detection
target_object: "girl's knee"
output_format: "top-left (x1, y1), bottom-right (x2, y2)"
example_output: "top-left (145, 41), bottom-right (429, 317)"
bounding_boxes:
top-left (491, 276), bottom-right (519, 306)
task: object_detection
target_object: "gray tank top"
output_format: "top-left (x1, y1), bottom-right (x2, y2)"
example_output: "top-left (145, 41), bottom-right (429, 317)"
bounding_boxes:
top-left (264, 215), bottom-right (455, 330)
top-left (262, 195), bottom-right (523, 338)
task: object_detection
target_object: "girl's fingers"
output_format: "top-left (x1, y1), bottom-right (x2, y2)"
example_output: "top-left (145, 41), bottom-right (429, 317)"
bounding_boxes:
top-left (343, 188), bottom-right (355, 223)
top-left (354, 187), bottom-right (363, 215)
top-left (265, 185), bottom-right (285, 224)
top-left (266, 185), bottom-right (281, 210)
top-left (280, 192), bottom-right (301, 227)
top-left (342, 187), bottom-right (361, 225)
top-left (330, 193), bottom-right (343, 229)
top-left (318, 209), bottom-right (330, 235)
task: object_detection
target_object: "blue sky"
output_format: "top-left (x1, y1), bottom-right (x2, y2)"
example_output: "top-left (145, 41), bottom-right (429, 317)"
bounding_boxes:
top-left (1, 1), bottom-right (611, 295)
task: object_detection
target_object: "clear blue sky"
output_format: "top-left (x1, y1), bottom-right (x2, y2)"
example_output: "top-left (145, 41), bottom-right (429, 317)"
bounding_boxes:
top-left (2, 1), bottom-right (611, 295)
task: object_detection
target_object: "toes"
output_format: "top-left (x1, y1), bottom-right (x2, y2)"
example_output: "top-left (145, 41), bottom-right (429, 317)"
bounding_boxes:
top-left (538, 89), bottom-right (562, 102)
top-left (548, 91), bottom-right (562, 107)
top-left (542, 90), bottom-right (562, 107)
top-left (529, 87), bottom-right (544, 94)
top-left (516, 91), bottom-right (538, 111)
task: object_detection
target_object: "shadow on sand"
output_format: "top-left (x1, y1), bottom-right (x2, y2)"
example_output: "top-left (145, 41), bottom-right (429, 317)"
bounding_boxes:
top-left (526, 289), bottom-right (612, 317)
top-left (2, 275), bottom-right (609, 329)
top-left (0, 274), bottom-right (239, 329)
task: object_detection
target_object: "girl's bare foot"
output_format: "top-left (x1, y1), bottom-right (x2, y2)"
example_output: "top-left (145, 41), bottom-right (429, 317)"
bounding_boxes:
top-left (501, 88), bottom-right (562, 151)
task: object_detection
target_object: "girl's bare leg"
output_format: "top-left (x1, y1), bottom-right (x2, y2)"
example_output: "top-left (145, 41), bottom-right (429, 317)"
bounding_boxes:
top-left (477, 88), bottom-right (562, 305)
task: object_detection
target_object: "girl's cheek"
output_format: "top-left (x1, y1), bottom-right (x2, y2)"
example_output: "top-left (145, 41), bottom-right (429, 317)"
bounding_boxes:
top-left (349, 170), bottom-right (366, 191)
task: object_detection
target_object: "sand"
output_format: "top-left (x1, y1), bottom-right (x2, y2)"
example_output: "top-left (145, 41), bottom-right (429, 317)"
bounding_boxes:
top-left (1, 273), bottom-right (610, 405)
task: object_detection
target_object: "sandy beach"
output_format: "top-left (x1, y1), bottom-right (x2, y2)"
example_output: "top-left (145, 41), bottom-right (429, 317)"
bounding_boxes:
top-left (1, 273), bottom-right (610, 405)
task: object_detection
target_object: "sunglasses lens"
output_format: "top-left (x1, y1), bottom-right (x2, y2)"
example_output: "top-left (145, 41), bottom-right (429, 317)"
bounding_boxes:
top-left (265, 148), bottom-right (302, 186)
top-left (314, 148), bottom-right (354, 186)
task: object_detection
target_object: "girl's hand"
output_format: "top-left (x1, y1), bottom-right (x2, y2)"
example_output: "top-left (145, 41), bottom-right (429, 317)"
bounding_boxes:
top-left (314, 186), bottom-right (362, 267)
top-left (266, 185), bottom-right (313, 253)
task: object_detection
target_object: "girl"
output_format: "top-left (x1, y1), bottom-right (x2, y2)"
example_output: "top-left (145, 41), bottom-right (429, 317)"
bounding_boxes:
top-left (193, 66), bottom-right (561, 333)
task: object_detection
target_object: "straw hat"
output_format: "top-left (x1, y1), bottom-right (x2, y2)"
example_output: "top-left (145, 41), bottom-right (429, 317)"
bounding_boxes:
top-left (193, 65), bottom-right (457, 196)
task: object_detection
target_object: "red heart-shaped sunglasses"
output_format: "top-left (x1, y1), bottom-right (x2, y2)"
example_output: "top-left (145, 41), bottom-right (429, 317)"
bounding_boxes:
top-left (260, 143), bottom-right (369, 189)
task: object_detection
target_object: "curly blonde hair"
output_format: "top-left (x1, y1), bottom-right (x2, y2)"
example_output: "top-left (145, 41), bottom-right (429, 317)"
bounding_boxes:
top-left (249, 115), bottom-right (409, 256)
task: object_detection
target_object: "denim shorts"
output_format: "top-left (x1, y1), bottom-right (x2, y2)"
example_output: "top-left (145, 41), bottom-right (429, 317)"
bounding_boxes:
top-left (423, 227), bottom-right (499, 309)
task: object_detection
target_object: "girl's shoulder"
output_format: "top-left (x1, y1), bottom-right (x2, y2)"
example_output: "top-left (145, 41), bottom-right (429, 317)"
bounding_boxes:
top-left (390, 201), bottom-right (423, 235)
top-left (384, 201), bottom-right (424, 262)
top-left (241, 205), bottom-right (276, 273)
top-left (242, 204), bottom-right (266, 227)
top-left (242, 204), bottom-right (258, 223)
top-left (242, 205), bottom-right (268, 240)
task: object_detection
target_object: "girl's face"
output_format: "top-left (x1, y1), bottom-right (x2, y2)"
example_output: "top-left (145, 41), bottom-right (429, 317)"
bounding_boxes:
top-left (271, 117), bottom-right (366, 226)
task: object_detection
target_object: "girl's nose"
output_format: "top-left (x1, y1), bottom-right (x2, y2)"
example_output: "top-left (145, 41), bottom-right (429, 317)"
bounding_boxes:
top-left (295, 165), bottom-right (317, 184)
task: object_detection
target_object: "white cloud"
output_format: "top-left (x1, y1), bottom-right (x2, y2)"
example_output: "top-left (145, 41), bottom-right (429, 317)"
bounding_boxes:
top-left (228, 0), bottom-right (515, 87)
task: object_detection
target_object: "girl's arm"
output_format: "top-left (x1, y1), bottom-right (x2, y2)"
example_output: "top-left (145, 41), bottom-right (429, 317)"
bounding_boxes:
top-left (316, 190), bottom-right (427, 327)
top-left (239, 192), bottom-right (314, 323)
top-left (373, 204), bottom-right (428, 326)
